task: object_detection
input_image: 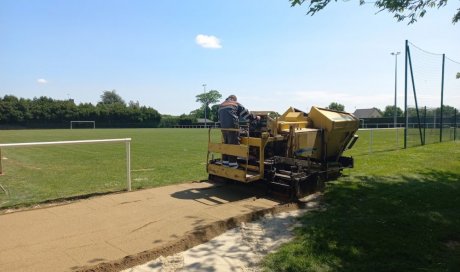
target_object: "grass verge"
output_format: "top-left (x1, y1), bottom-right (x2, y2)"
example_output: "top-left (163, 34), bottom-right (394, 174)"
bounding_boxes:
top-left (0, 128), bottom-right (221, 209)
top-left (263, 141), bottom-right (460, 271)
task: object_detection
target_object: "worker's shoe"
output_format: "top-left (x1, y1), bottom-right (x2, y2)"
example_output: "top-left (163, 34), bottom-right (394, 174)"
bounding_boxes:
top-left (222, 160), bottom-right (229, 166)
top-left (229, 162), bottom-right (238, 169)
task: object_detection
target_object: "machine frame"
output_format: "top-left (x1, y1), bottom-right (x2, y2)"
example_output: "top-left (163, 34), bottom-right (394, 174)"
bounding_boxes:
top-left (206, 107), bottom-right (359, 199)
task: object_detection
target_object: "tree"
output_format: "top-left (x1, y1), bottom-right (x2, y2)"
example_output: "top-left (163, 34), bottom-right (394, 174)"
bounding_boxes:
top-left (382, 105), bottom-right (403, 117)
top-left (195, 90), bottom-right (222, 108)
top-left (290, 0), bottom-right (460, 24)
top-left (405, 105), bottom-right (456, 117)
top-left (457, 72), bottom-right (460, 79)
top-left (326, 102), bottom-right (345, 111)
top-left (99, 90), bottom-right (126, 105)
top-left (195, 90), bottom-right (222, 123)
top-left (0, 94), bottom-right (161, 128)
top-left (189, 107), bottom-right (205, 118)
top-left (437, 105), bottom-right (457, 117)
top-left (0, 95), bottom-right (25, 123)
top-left (178, 114), bottom-right (195, 125)
top-left (128, 100), bottom-right (140, 109)
top-left (159, 115), bottom-right (180, 128)
top-left (210, 104), bottom-right (220, 122)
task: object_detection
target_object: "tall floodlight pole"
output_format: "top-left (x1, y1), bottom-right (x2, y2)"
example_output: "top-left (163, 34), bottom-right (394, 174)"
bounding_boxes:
top-left (391, 52), bottom-right (401, 128)
top-left (202, 84), bottom-right (207, 128)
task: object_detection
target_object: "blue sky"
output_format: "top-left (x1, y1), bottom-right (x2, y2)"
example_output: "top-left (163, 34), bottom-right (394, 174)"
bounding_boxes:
top-left (1, 0), bottom-right (459, 115)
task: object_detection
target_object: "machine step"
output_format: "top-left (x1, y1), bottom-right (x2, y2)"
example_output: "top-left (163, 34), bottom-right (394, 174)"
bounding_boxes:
top-left (274, 173), bottom-right (291, 180)
top-left (268, 181), bottom-right (291, 188)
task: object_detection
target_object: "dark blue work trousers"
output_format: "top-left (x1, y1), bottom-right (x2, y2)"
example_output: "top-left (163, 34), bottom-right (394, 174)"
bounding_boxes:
top-left (222, 130), bottom-right (239, 164)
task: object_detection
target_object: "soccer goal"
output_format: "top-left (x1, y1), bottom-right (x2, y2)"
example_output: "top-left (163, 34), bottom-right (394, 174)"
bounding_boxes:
top-left (0, 138), bottom-right (132, 191)
top-left (70, 121), bottom-right (96, 129)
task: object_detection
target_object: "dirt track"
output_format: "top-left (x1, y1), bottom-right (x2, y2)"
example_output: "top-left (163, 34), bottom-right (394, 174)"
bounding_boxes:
top-left (0, 181), bottom-right (302, 272)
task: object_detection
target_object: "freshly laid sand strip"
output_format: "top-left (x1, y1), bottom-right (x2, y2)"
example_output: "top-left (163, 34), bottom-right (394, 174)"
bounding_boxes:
top-left (123, 195), bottom-right (321, 272)
top-left (124, 210), bottom-right (307, 272)
top-left (0, 181), bottom-right (304, 272)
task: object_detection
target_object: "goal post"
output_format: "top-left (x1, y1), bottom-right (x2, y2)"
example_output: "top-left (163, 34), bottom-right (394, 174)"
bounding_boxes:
top-left (0, 138), bottom-right (132, 191)
top-left (70, 121), bottom-right (95, 129)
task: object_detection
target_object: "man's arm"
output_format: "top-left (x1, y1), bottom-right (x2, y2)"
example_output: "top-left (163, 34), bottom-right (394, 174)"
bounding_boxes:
top-left (237, 103), bottom-right (259, 121)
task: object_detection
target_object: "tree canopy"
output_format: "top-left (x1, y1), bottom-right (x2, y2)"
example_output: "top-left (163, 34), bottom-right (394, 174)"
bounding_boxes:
top-left (0, 93), bottom-right (161, 128)
top-left (195, 90), bottom-right (222, 106)
top-left (99, 90), bottom-right (126, 105)
top-left (382, 105), bottom-right (403, 117)
top-left (326, 102), bottom-right (345, 111)
top-left (406, 105), bottom-right (457, 117)
top-left (195, 90), bottom-right (222, 122)
top-left (290, 0), bottom-right (460, 24)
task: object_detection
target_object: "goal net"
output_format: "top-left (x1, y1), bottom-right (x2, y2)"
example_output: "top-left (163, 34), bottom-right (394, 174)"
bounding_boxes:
top-left (70, 121), bottom-right (96, 129)
top-left (0, 138), bottom-right (131, 209)
top-left (405, 41), bottom-right (459, 147)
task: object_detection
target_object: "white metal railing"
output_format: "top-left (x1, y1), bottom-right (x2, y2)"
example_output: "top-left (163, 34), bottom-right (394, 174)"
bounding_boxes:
top-left (358, 127), bottom-right (401, 153)
top-left (173, 124), bottom-right (219, 128)
top-left (0, 138), bottom-right (132, 191)
top-left (360, 122), bottom-right (458, 129)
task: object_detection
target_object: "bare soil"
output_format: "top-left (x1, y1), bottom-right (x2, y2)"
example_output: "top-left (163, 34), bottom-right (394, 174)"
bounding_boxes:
top-left (0, 181), bottom-right (306, 272)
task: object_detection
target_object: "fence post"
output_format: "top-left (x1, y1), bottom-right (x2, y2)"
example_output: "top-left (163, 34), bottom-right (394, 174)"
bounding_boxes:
top-left (423, 106), bottom-right (426, 145)
top-left (455, 109), bottom-right (457, 141)
top-left (404, 40), bottom-right (408, 149)
top-left (369, 129), bottom-right (373, 154)
top-left (440, 54), bottom-right (445, 142)
top-left (126, 140), bottom-right (131, 191)
top-left (0, 148), bottom-right (2, 175)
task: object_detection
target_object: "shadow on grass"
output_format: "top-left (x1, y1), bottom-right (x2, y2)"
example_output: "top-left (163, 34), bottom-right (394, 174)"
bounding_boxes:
top-left (263, 169), bottom-right (460, 272)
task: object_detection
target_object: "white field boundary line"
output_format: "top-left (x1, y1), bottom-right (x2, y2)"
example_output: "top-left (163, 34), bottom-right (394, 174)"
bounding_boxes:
top-left (0, 138), bottom-right (132, 191)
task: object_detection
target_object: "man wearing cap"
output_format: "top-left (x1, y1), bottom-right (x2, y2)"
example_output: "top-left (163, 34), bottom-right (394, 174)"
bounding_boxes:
top-left (218, 95), bottom-right (259, 168)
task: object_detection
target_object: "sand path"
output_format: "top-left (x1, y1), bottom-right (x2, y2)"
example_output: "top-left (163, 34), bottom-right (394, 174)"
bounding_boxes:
top-left (0, 181), bottom-right (303, 272)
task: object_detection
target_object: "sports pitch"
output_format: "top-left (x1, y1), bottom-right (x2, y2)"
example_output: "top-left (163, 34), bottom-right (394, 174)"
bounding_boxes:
top-left (0, 128), bottom-right (457, 209)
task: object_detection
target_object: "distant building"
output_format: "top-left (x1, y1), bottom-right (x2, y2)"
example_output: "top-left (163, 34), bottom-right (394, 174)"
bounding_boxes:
top-left (353, 108), bottom-right (382, 119)
top-left (196, 118), bottom-right (214, 124)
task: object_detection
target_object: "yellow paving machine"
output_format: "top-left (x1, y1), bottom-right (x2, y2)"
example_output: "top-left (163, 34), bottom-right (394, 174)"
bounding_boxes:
top-left (207, 106), bottom-right (359, 199)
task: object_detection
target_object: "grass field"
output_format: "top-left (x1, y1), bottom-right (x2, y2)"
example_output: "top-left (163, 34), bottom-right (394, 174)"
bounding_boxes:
top-left (0, 128), bottom-right (457, 209)
top-left (263, 141), bottom-right (460, 271)
top-left (0, 128), bottom-right (220, 208)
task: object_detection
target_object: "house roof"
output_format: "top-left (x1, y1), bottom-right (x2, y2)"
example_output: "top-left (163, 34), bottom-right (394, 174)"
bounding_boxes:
top-left (353, 108), bottom-right (382, 119)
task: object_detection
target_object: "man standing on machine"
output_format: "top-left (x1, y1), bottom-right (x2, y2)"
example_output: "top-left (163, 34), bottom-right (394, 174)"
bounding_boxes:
top-left (218, 95), bottom-right (259, 168)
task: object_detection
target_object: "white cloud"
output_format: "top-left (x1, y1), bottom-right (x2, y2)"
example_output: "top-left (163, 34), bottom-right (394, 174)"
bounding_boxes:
top-left (195, 34), bottom-right (222, 49)
top-left (37, 78), bottom-right (48, 84)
